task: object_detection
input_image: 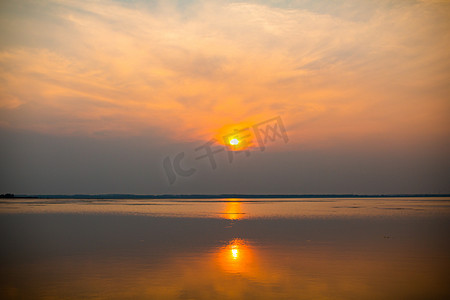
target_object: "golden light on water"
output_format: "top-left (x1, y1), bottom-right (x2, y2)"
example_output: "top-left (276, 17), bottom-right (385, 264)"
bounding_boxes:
top-left (223, 199), bottom-right (245, 220)
top-left (217, 238), bottom-right (254, 274)
top-left (231, 247), bottom-right (239, 259)
top-left (2, 198), bottom-right (450, 298)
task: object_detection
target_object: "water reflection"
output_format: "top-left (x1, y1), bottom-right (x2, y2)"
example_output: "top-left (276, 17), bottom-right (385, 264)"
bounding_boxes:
top-left (1, 197), bottom-right (450, 218)
top-left (1, 201), bottom-right (449, 299)
top-left (217, 238), bottom-right (253, 274)
top-left (223, 199), bottom-right (245, 220)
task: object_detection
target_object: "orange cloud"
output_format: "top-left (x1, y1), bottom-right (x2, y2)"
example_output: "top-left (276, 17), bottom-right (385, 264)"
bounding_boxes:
top-left (0, 0), bottom-right (448, 149)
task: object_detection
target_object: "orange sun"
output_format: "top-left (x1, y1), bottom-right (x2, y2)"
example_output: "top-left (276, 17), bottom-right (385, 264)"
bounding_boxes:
top-left (229, 138), bottom-right (239, 145)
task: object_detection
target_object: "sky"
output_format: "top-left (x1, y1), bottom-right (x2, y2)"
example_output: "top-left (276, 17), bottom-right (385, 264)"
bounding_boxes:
top-left (0, 0), bottom-right (449, 195)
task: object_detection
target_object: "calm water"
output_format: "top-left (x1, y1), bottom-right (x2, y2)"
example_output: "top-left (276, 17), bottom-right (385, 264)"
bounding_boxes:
top-left (1, 197), bottom-right (449, 299)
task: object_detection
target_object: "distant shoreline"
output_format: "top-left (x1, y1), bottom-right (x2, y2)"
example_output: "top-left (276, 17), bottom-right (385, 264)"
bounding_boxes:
top-left (3, 194), bottom-right (450, 199)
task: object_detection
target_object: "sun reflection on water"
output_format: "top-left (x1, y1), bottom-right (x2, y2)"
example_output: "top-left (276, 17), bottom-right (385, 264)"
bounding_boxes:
top-left (217, 238), bottom-right (254, 274)
top-left (231, 247), bottom-right (239, 259)
top-left (223, 199), bottom-right (245, 220)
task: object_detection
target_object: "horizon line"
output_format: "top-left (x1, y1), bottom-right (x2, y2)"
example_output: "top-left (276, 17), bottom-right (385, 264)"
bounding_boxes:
top-left (2, 193), bottom-right (450, 199)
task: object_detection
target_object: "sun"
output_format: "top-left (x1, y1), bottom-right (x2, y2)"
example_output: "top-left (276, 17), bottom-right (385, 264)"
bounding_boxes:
top-left (229, 138), bottom-right (239, 145)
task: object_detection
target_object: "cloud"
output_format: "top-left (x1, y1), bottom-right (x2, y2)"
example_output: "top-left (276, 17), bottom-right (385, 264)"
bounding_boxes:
top-left (0, 0), bottom-right (448, 148)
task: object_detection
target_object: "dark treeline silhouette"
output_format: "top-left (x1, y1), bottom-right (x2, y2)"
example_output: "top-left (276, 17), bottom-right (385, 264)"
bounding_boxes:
top-left (0, 193), bottom-right (15, 198)
top-left (10, 193), bottom-right (450, 199)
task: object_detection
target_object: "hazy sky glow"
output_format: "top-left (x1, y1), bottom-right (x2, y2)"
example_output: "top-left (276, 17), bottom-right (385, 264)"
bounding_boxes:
top-left (0, 0), bottom-right (449, 194)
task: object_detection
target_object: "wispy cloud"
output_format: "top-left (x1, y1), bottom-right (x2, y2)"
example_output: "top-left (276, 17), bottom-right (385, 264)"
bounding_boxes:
top-left (0, 0), bottom-right (448, 147)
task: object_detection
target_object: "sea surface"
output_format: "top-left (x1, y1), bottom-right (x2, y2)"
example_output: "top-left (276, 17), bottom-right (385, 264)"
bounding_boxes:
top-left (1, 197), bottom-right (449, 299)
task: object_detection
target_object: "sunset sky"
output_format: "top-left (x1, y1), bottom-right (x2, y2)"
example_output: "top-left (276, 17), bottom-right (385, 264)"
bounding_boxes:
top-left (1, 0), bottom-right (449, 194)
